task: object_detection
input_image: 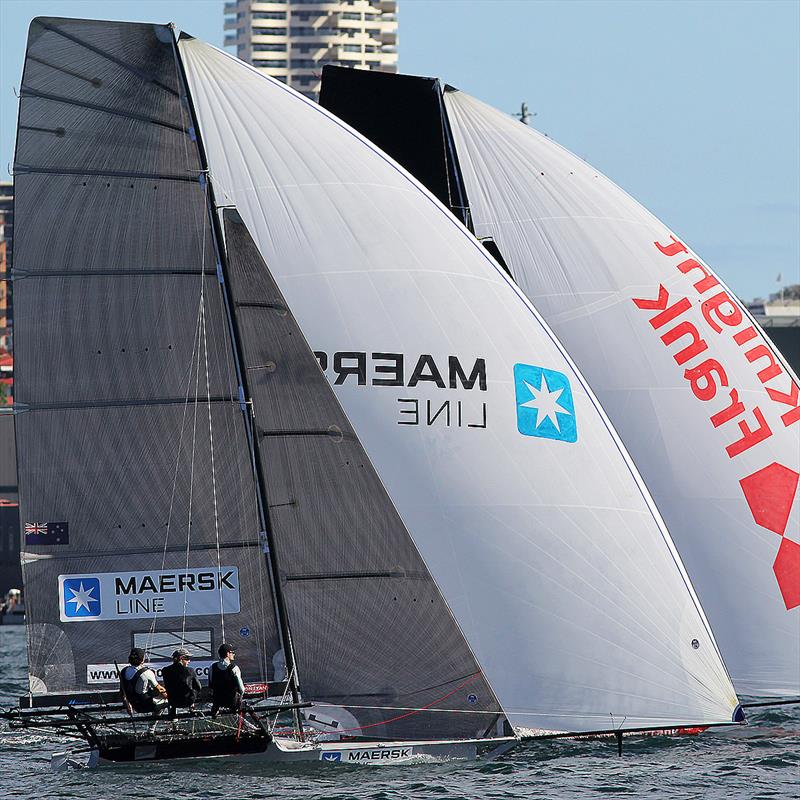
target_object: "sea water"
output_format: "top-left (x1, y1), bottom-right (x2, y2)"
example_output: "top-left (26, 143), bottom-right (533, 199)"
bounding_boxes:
top-left (0, 626), bottom-right (797, 800)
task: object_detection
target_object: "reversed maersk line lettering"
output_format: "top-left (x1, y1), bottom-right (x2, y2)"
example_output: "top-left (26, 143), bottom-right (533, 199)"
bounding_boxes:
top-left (316, 351), bottom-right (489, 430)
top-left (634, 236), bottom-right (800, 609)
top-left (315, 352), bottom-right (487, 390)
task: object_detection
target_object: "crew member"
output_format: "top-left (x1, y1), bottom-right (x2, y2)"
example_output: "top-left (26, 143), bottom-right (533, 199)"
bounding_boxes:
top-left (209, 643), bottom-right (245, 717)
top-left (119, 647), bottom-right (168, 722)
top-left (161, 648), bottom-right (203, 721)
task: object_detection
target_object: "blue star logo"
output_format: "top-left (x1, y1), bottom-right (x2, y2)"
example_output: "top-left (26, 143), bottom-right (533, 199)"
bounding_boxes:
top-left (320, 751), bottom-right (342, 762)
top-left (62, 577), bottom-right (102, 618)
top-left (514, 364), bottom-right (577, 443)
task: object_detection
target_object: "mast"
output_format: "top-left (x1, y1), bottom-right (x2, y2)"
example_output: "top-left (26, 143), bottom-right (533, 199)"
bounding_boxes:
top-left (170, 30), bottom-right (303, 724)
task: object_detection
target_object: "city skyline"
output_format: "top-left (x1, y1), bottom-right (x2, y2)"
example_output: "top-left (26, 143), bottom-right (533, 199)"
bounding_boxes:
top-left (225, 0), bottom-right (398, 99)
top-left (0, 1), bottom-right (797, 302)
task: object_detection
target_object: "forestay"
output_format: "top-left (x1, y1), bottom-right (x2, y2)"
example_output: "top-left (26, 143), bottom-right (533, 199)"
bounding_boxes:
top-left (443, 89), bottom-right (800, 697)
top-left (180, 39), bottom-right (740, 733)
top-left (13, 18), bottom-right (279, 692)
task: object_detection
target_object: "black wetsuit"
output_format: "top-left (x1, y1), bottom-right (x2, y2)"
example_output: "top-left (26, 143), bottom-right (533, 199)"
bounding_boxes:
top-left (162, 662), bottom-right (202, 718)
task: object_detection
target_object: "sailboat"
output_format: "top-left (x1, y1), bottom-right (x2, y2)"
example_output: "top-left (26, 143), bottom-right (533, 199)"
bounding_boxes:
top-left (319, 67), bottom-right (800, 701)
top-left (3, 18), bottom-right (741, 767)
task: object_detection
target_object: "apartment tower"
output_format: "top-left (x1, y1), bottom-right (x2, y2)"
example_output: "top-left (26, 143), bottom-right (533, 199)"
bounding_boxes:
top-left (224, 0), bottom-right (398, 99)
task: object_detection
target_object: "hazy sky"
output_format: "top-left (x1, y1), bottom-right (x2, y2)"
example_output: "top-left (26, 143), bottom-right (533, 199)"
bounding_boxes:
top-left (1, 0), bottom-right (797, 301)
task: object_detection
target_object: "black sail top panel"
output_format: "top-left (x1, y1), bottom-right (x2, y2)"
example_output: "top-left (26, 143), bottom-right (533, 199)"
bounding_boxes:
top-left (15, 18), bottom-right (211, 274)
top-left (13, 19), bottom-right (278, 693)
top-left (223, 210), bottom-right (505, 742)
top-left (319, 65), bottom-right (472, 229)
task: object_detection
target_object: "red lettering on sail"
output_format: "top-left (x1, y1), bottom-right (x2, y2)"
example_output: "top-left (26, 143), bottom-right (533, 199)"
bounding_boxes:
top-left (646, 234), bottom-right (798, 610)
top-left (654, 235), bottom-right (689, 258)
top-left (676, 258), bottom-right (719, 294)
top-left (701, 291), bottom-right (742, 334)
top-left (766, 381), bottom-right (800, 428)
top-left (725, 407), bottom-right (772, 458)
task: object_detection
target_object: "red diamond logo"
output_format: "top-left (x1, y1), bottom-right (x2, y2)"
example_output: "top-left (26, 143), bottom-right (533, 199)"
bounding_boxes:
top-left (740, 462), bottom-right (799, 536)
top-left (773, 537), bottom-right (800, 610)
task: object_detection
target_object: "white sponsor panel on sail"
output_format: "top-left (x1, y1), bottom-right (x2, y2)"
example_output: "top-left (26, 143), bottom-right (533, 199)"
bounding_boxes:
top-left (58, 567), bottom-right (240, 622)
top-left (86, 660), bottom-right (216, 685)
top-left (180, 39), bottom-right (740, 732)
top-left (442, 89), bottom-right (800, 697)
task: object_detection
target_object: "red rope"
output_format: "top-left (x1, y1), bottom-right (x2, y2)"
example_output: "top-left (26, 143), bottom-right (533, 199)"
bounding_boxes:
top-left (330, 672), bottom-right (483, 735)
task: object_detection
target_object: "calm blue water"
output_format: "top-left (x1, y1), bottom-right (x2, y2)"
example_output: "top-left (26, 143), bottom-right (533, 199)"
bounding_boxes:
top-left (0, 626), bottom-right (797, 799)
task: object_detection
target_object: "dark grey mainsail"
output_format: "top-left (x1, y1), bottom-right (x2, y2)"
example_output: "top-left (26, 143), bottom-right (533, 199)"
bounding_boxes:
top-left (13, 16), bottom-right (506, 745)
top-left (14, 18), bottom-right (279, 692)
top-left (222, 210), bottom-right (505, 741)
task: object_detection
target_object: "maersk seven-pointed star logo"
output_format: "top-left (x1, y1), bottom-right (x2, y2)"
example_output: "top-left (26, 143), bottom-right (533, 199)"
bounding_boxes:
top-left (61, 577), bottom-right (102, 619)
top-left (320, 751), bottom-right (342, 762)
top-left (514, 364), bottom-right (577, 442)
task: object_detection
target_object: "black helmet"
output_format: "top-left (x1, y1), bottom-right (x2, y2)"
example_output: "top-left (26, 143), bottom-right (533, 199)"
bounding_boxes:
top-left (128, 647), bottom-right (145, 664)
top-left (218, 643), bottom-right (235, 657)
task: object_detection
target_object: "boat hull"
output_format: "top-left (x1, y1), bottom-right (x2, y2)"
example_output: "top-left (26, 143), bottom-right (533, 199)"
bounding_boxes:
top-left (54, 736), bottom-right (517, 769)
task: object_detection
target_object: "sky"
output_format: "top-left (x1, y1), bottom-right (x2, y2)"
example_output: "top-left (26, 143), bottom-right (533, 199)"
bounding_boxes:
top-left (0, 0), bottom-right (797, 302)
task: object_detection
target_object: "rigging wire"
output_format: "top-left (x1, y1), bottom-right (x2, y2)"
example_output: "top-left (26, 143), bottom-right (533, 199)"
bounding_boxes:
top-left (201, 254), bottom-right (227, 642)
top-left (181, 280), bottom-right (205, 641)
top-left (320, 672), bottom-right (484, 735)
top-left (144, 262), bottom-right (205, 655)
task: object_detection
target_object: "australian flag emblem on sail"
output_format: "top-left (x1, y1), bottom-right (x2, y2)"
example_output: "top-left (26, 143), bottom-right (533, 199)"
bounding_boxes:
top-left (25, 522), bottom-right (69, 545)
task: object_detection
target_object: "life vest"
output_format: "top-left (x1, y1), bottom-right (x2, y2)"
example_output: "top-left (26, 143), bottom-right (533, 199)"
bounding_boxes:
top-left (162, 662), bottom-right (198, 707)
top-left (210, 661), bottom-right (241, 708)
top-left (120, 666), bottom-right (155, 713)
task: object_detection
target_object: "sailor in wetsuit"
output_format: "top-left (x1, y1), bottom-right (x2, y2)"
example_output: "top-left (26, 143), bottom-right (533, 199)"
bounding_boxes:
top-left (209, 643), bottom-right (245, 717)
top-left (161, 648), bottom-right (202, 722)
top-left (119, 648), bottom-right (167, 729)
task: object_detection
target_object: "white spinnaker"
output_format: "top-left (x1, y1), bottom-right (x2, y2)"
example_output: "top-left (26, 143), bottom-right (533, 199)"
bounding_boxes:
top-left (443, 89), bottom-right (800, 698)
top-left (180, 38), bottom-right (739, 732)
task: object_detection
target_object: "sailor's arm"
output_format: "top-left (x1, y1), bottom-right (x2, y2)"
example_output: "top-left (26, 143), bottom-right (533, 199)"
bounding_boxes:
top-left (231, 665), bottom-right (245, 694)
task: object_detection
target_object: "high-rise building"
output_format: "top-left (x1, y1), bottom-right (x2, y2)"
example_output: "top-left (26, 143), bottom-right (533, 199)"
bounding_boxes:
top-left (224, 0), bottom-right (398, 100)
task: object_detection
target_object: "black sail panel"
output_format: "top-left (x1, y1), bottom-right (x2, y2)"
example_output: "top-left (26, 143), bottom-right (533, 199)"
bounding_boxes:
top-left (14, 18), bottom-right (278, 693)
top-left (223, 209), bottom-right (505, 741)
top-left (319, 65), bottom-right (472, 229)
